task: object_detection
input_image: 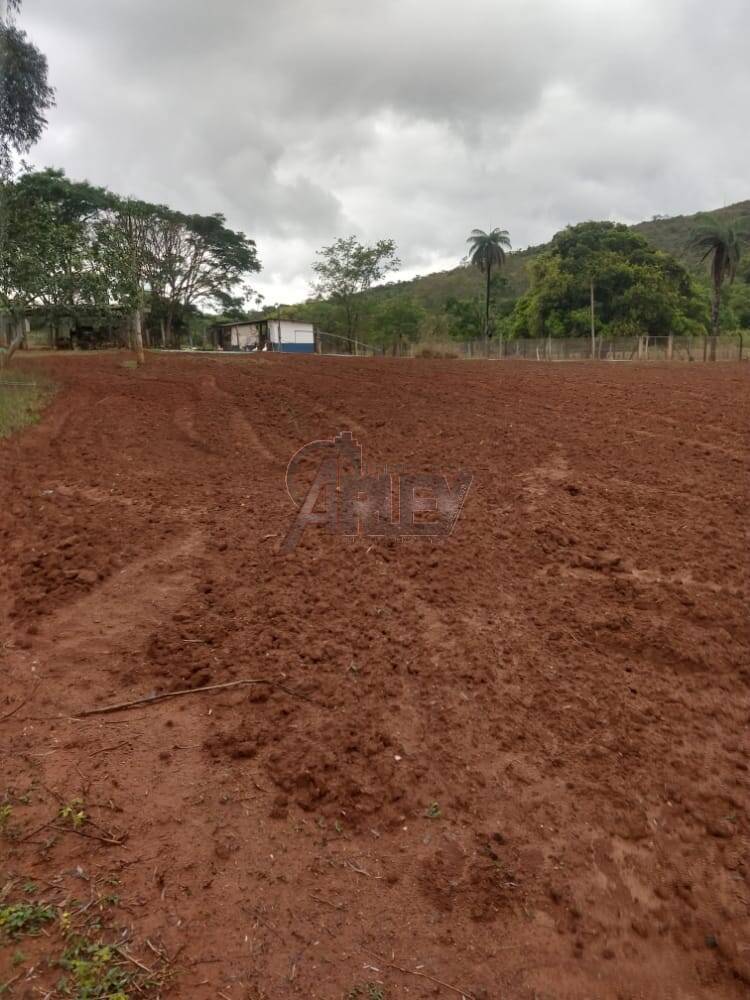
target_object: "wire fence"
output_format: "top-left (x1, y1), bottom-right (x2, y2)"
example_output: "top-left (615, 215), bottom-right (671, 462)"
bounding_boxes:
top-left (316, 331), bottom-right (379, 356)
top-left (315, 331), bottom-right (747, 361)
top-left (12, 328), bottom-right (749, 363)
top-left (405, 334), bottom-right (748, 362)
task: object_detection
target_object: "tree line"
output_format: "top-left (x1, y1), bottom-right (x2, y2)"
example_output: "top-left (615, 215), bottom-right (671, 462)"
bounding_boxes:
top-left (286, 217), bottom-right (749, 357)
top-left (0, 1), bottom-right (261, 367)
top-left (0, 168), bottom-right (261, 364)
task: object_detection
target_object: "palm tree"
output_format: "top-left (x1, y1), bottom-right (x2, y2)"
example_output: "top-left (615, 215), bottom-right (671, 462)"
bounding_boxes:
top-left (466, 227), bottom-right (511, 342)
top-left (688, 215), bottom-right (748, 359)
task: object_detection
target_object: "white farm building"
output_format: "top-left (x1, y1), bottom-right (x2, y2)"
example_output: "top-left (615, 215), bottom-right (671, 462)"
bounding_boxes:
top-left (209, 317), bottom-right (316, 354)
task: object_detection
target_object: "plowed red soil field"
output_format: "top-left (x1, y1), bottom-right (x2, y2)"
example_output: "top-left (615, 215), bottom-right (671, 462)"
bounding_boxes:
top-left (1, 352), bottom-right (749, 1000)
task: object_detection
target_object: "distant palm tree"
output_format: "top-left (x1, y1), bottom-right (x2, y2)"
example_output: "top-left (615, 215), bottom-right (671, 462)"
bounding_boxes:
top-left (688, 215), bottom-right (748, 358)
top-left (466, 227), bottom-right (511, 341)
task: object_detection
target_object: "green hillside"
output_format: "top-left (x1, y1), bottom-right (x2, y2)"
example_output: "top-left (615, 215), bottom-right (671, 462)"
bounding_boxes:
top-left (366, 199), bottom-right (750, 312)
top-left (632, 200), bottom-right (750, 263)
top-left (366, 243), bottom-right (538, 309)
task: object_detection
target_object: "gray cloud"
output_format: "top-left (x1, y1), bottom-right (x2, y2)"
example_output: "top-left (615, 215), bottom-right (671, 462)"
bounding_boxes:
top-left (22, 0), bottom-right (750, 303)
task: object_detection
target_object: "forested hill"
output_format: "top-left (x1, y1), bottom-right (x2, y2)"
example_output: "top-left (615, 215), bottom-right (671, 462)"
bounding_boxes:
top-left (631, 200), bottom-right (750, 260)
top-left (366, 199), bottom-right (750, 310)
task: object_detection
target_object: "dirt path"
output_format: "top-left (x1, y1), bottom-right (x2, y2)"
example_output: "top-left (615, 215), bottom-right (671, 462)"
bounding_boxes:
top-left (1, 352), bottom-right (749, 999)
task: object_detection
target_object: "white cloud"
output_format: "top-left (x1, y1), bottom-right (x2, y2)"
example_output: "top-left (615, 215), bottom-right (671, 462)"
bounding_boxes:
top-left (21, 0), bottom-right (750, 302)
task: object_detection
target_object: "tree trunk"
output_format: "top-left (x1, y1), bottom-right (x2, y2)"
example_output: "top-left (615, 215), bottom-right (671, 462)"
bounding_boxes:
top-left (164, 307), bottom-right (175, 349)
top-left (0, 317), bottom-right (26, 370)
top-left (709, 280), bottom-right (720, 361)
top-left (590, 277), bottom-right (596, 359)
top-left (345, 304), bottom-right (355, 354)
top-left (0, 311), bottom-right (9, 349)
top-left (484, 264), bottom-right (492, 348)
top-left (132, 308), bottom-right (145, 366)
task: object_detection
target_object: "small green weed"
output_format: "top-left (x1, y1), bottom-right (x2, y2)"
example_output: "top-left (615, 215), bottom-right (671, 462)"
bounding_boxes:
top-left (0, 883), bottom-right (169, 998)
top-left (57, 939), bottom-right (134, 999)
top-left (425, 801), bottom-right (442, 819)
top-left (0, 902), bottom-right (56, 938)
top-left (59, 799), bottom-right (87, 830)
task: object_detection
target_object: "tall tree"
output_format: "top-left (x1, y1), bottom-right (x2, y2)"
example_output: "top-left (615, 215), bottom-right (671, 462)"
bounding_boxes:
top-left (0, 174), bottom-right (50, 364)
top-left (466, 227), bottom-right (511, 342)
top-left (95, 197), bottom-right (162, 365)
top-left (0, 0), bottom-right (55, 365)
top-left (688, 214), bottom-right (749, 359)
top-left (145, 210), bottom-right (260, 347)
top-left (311, 236), bottom-right (400, 351)
top-left (0, 0), bottom-right (54, 175)
top-left (11, 170), bottom-right (112, 343)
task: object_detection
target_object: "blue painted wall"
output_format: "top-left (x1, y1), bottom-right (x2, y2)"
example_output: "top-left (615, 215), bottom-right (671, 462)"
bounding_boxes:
top-left (272, 342), bottom-right (315, 354)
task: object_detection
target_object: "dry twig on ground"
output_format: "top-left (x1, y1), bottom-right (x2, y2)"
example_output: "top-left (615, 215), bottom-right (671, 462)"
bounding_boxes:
top-left (77, 677), bottom-right (319, 717)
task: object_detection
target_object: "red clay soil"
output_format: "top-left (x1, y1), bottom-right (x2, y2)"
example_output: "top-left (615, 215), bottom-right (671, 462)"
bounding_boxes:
top-left (1, 352), bottom-right (749, 1000)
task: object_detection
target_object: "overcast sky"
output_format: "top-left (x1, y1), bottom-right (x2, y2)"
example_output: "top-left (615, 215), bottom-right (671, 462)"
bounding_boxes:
top-left (22, 0), bottom-right (750, 305)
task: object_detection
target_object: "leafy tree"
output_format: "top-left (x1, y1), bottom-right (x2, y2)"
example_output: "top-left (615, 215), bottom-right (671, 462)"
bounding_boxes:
top-left (373, 297), bottom-right (425, 354)
top-left (0, 175), bottom-right (48, 363)
top-left (726, 282), bottom-right (750, 330)
top-left (93, 196), bottom-right (162, 364)
top-left (688, 214), bottom-right (749, 357)
top-left (0, 0), bottom-right (54, 176)
top-left (0, 171), bottom-right (108, 363)
top-left (0, 0), bottom-right (55, 364)
top-left (145, 210), bottom-right (260, 347)
top-left (445, 296), bottom-right (484, 341)
top-left (0, 167), bottom-right (263, 363)
top-left (311, 236), bottom-right (400, 351)
top-left (466, 227), bottom-right (511, 341)
top-left (510, 221), bottom-right (708, 342)
top-left (12, 170), bottom-right (112, 338)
